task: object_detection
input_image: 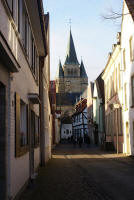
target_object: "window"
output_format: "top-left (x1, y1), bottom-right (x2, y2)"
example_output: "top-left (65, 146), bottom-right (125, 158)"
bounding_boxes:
top-left (74, 69), bottom-right (77, 76)
top-left (18, 0), bottom-right (21, 32)
top-left (15, 93), bottom-right (28, 157)
top-left (71, 69), bottom-right (73, 76)
top-left (129, 36), bottom-right (134, 61)
top-left (21, 2), bottom-right (26, 47)
top-left (123, 49), bottom-right (126, 71)
top-left (118, 64), bottom-right (121, 90)
top-left (124, 83), bottom-right (127, 110)
top-left (25, 16), bottom-right (29, 56)
top-left (34, 115), bottom-right (40, 147)
top-left (116, 68), bottom-right (118, 92)
top-left (66, 81), bottom-right (70, 86)
top-left (132, 76), bottom-right (134, 106)
top-left (110, 76), bottom-right (112, 98)
top-left (118, 108), bottom-right (123, 135)
top-left (20, 100), bottom-right (28, 146)
top-left (17, 0), bottom-right (39, 80)
top-left (108, 79), bottom-right (110, 99)
top-left (112, 72), bottom-right (114, 95)
top-left (68, 69), bottom-right (70, 76)
top-left (114, 68), bottom-right (116, 94)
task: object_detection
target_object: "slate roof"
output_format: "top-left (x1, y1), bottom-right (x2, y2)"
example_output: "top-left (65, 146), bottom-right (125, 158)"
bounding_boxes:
top-left (95, 72), bottom-right (105, 103)
top-left (56, 60), bottom-right (64, 78)
top-left (64, 30), bottom-right (79, 65)
top-left (125, 0), bottom-right (134, 21)
top-left (73, 98), bottom-right (87, 116)
top-left (56, 93), bottom-right (81, 106)
top-left (80, 60), bottom-right (88, 78)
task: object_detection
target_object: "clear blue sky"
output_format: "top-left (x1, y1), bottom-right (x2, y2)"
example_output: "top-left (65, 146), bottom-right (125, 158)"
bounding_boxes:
top-left (43, 0), bottom-right (123, 81)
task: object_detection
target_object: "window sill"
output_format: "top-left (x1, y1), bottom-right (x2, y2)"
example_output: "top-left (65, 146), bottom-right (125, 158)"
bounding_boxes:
top-left (16, 146), bottom-right (29, 157)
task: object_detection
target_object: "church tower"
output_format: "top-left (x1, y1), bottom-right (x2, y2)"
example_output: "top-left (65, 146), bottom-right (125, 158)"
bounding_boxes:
top-left (55, 30), bottom-right (88, 115)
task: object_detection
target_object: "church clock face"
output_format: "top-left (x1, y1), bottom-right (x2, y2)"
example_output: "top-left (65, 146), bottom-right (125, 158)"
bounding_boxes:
top-left (66, 81), bottom-right (71, 92)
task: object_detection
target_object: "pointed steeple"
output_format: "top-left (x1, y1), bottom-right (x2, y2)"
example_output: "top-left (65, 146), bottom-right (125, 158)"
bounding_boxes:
top-left (80, 59), bottom-right (88, 78)
top-left (64, 30), bottom-right (79, 65)
top-left (56, 60), bottom-right (64, 78)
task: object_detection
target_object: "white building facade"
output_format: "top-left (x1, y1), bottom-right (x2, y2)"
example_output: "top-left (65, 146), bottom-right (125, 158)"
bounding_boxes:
top-left (0, 0), bottom-right (50, 199)
top-left (121, 0), bottom-right (134, 155)
top-left (72, 99), bottom-right (88, 140)
top-left (61, 124), bottom-right (72, 139)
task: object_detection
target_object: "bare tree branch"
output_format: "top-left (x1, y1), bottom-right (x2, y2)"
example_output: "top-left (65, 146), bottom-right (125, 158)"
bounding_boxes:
top-left (101, 7), bottom-right (130, 21)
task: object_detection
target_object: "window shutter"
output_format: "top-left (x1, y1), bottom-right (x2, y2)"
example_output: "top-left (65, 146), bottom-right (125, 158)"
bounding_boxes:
top-left (15, 93), bottom-right (20, 157)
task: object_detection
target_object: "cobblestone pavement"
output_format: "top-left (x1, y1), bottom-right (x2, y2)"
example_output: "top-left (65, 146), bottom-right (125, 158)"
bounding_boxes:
top-left (19, 144), bottom-right (134, 200)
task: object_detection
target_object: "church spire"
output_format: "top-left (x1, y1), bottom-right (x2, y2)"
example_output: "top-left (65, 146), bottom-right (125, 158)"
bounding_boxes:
top-left (80, 59), bottom-right (88, 78)
top-left (56, 60), bottom-right (64, 78)
top-left (64, 30), bottom-right (79, 65)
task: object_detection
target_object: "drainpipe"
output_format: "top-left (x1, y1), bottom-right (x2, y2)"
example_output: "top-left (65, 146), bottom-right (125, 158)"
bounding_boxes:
top-left (39, 57), bottom-right (45, 166)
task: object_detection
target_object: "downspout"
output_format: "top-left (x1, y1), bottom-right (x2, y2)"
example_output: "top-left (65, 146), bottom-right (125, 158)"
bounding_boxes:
top-left (39, 57), bottom-right (45, 166)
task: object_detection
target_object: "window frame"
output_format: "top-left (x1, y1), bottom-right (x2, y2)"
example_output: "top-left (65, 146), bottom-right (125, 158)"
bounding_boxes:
top-left (20, 99), bottom-right (28, 147)
top-left (34, 115), bottom-right (40, 148)
top-left (124, 83), bottom-right (127, 110)
top-left (15, 93), bottom-right (29, 157)
top-left (123, 49), bottom-right (126, 71)
top-left (131, 75), bottom-right (134, 107)
top-left (129, 36), bottom-right (134, 62)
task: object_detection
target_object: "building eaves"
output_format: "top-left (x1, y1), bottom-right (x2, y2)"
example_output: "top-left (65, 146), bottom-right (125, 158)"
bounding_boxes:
top-left (95, 73), bottom-right (105, 103)
top-left (125, 0), bottom-right (134, 21)
top-left (37, 0), bottom-right (48, 56)
top-left (102, 43), bottom-right (120, 78)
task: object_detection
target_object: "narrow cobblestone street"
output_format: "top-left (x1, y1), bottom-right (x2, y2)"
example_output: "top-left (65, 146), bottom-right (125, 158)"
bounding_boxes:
top-left (20, 144), bottom-right (134, 200)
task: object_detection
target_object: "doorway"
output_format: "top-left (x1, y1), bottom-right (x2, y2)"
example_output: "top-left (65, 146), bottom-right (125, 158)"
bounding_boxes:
top-left (0, 82), bottom-right (6, 199)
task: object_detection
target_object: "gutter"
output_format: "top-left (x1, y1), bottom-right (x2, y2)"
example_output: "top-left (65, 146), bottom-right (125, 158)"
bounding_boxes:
top-left (37, 0), bottom-right (48, 57)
